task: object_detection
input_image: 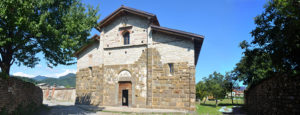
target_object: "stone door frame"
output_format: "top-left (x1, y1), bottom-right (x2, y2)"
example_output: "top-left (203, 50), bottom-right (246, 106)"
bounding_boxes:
top-left (118, 81), bottom-right (133, 107)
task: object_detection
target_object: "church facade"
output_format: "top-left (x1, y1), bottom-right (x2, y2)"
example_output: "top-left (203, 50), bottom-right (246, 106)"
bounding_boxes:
top-left (74, 6), bottom-right (204, 111)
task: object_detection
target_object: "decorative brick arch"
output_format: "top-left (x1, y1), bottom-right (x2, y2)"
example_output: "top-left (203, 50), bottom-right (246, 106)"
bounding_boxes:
top-left (118, 70), bottom-right (133, 82)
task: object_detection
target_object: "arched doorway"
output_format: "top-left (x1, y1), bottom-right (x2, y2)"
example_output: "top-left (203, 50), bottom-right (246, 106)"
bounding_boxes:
top-left (119, 81), bottom-right (131, 106)
top-left (118, 70), bottom-right (132, 106)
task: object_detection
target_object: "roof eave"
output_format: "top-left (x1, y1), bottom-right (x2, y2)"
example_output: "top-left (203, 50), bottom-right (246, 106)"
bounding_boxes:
top-left (72, 34), bottom-right (100, 57)
top-left (151, 25), bottom-right (204, 40)
top-left (96, 6), bottom-right (159, 32)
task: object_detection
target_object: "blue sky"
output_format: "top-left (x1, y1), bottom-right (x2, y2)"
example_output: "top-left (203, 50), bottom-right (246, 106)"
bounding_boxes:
top-left (11, 0), bottom-right (266, 83)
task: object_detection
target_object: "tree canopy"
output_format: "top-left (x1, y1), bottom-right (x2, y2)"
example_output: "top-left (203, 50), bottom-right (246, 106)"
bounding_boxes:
top-left (204, 72), bottom-right (227, 100)
top-left (203, 72), bottom-right (228, 106)
top-left (0, 0), bottom-right (99, 76)
top-left (233, 0), bottom-right (300, 86)
top-left (196, 71), bottom-right (240, 106)
top-left (196, 81), bottom-right (209, 101)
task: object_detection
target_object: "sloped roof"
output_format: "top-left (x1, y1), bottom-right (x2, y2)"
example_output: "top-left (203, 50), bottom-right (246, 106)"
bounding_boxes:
top-left (73, 34), bottom-right (100, 57)
top-left (96, 5), bottom-right (160, 31)
top-left (151, 25), bottom-right (204, 40)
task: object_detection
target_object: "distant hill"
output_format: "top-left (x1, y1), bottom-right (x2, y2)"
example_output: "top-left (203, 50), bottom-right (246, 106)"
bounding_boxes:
top-left (12, 73), bottom-right (76, 87)
top-left (33, 75), bottom-right (50, 81)
top-left (12, 76), bottom-right (38, 84)
top-left (40, 73), bottom-right (76, 87)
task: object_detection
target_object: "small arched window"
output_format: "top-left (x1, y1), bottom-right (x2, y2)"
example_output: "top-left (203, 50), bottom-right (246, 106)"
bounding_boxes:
top-left (123, 32), bottom-right (130, 45)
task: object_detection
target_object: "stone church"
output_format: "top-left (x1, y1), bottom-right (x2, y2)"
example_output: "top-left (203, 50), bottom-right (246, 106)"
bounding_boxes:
top-left (74, 6), bottom-right (204, 111)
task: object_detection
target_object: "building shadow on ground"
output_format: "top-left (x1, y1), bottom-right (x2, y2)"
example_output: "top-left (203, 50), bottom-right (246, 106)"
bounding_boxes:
top-left (36, 104), bottom-right (105, 115)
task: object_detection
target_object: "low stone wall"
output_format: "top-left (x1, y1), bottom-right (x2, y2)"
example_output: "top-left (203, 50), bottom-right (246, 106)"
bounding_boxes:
top-left (42, 88), bottom-right (76, 103)
top-left (0, 77), bottom-right (43, 113)
top-left (245, 75), bottom-right (300, 114)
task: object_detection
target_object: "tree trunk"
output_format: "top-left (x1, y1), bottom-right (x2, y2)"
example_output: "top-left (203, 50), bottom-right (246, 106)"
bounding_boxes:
top-left (204, 96), bottom-right (208, 104)
top-left (0, 50), bottom-right (13, 76)
top-left (215, 99), bottom-right (218, 107)
top-left (231, 90), bottom-right (234, 105)
top-left (0, 62), bottom-right (11, 75)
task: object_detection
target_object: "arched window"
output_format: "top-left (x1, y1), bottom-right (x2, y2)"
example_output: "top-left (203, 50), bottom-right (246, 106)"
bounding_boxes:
top-left (123, 32), bottom-right (130, 45)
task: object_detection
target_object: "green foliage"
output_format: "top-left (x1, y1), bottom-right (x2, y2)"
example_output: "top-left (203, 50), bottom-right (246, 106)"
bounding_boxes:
top-left (224, 72), bottom-right (240, 104)
top-left (0, 0), bottom-right (100, 76)
top-left (204, 72), bottom-right (227, 101)
top-left (0, 72), bottom-right (9, 79)
top-left (233, 48), bottom-right (274, 86)
top-left (13, 73), bottom-right (76, 87)
top-left (197, 72), bottom-right (233, 106)
top-left (196, 81), bottom-right (209, 101)
top-left (40, 73), bottom-right (76, 87)
top-left (65, 85), bottom-right (71, 88)
top-left (196, 99), bottom-right (245, 114)
top-left (234, 0), bottom-right (300, 86)
top-left (250, 0), bottom-right (300, 74)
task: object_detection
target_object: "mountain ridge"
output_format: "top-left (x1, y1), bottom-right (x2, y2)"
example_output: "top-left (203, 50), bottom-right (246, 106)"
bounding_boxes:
top-left (13, 73), bottom-right (76, 87)
top-left (33, 75), bottom-right (50, 81)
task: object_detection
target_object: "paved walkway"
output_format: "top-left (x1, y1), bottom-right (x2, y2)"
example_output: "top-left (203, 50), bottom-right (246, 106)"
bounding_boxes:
top-left (38, 101), bottom-right (192, 115)
top-left (78, 105), bottom-right (189, 114)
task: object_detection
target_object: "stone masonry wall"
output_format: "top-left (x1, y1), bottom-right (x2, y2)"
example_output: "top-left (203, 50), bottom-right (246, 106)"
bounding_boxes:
top-left (152, 32), bottom-right (195, 66)
top-left (245, 75), bottom-right (300, 114)
top-left (149, 48), bottom-right (196, 111)
top-left (76, 66), bottom-right (104, 106)
top-left (75, 47), bottom-right (196, 111)
top-left (102, 14), bottom-right (149, 48)
top-left (77, 42), bottom-right (101, 70)
top-left (0, 77), bottom-right (43, 113)
top-left (102, 47), bottom-right (148, 107)
top-left (76, 11), bottom-right (196, 111)
top-left (42, 88), bottom-right (76, 103)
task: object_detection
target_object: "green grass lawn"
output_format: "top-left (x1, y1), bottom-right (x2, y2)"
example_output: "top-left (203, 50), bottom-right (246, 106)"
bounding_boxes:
top-left (196, 98), bottom-right (244, 115)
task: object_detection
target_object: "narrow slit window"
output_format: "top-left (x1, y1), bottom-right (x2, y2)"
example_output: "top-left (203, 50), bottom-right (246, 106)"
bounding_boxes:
top-left (88, 67), bottom-right (93, 77)
top-left (168, 63), bottom-right (174, 75)
top-left (123, 32), bottom-right (130, 45)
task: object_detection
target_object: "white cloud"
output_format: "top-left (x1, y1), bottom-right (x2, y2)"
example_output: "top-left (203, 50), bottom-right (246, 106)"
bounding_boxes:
top-left (55, 69), bottom-right (76, 77)
top-left (45, 69), bottom-right (76, 78)
top-left (12, 69), bottom-right (76, 78)
top-left (13, 72), bottom-right (35, 78)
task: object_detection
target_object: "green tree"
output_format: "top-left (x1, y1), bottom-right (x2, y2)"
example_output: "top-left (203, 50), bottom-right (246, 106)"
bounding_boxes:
top-left (204, 72), bottom-right (227, 107)
top-left (250, 0), bottom-right (300, 74)
top-left (0, 0), bottom-right (99, 77)
top-left (233, 45), bottom-right (274, 86)
top-left (224, 72), bottom-right (239, 105)
top-left (234, 0), bottom-right (300, 86)
top-left (196, 81), bottom-right (209, 104)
